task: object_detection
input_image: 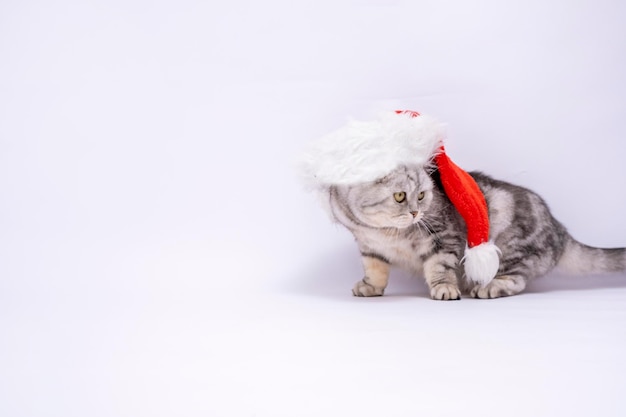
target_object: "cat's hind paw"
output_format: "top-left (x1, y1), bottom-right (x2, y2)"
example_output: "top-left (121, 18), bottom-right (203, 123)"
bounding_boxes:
top-left (352, 278), bottom-right (385, 297)
top-left (430, 283), bottom-right (461, 301)
top-left (469, 275), bottom-right (526, 299)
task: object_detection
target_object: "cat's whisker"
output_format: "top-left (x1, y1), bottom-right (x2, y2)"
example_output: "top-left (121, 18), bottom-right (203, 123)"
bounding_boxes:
top-left (415, 221), bottom-right (426, 237)
top-left (423, 216), bottom-right (444, 228)
top-left (418, 221), bottom-right (431, 237)
top-left (420, 218), bottom-right (440, 240)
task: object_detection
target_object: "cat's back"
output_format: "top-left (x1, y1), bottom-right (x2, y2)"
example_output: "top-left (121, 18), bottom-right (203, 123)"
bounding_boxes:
top-left (468, 171), bottom-right (566, 244)
top-left (469, 171), bottom-right (551, 210)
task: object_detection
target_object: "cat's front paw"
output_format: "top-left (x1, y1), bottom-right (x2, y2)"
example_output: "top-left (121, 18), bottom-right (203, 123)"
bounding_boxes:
top-left (430, 283), bottom-right (461, 301)
top-left (352, 278), bottom-right (385, 297)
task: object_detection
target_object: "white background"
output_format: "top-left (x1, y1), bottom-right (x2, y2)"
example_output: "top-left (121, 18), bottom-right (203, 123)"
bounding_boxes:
top-left (1, 1), bottom-right (626, 416)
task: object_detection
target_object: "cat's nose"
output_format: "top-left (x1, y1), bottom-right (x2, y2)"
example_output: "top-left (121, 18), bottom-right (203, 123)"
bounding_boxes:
top-left (410, 211), bottom-right (419, 218)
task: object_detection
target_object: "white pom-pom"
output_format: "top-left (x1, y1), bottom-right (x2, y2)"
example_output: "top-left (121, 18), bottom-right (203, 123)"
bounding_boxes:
top-left (462, 242), bottom-right (501, 286)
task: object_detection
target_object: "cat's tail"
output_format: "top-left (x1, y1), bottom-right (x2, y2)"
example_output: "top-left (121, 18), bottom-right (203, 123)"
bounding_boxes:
top-left (557, 238), bottom-right (626, 274)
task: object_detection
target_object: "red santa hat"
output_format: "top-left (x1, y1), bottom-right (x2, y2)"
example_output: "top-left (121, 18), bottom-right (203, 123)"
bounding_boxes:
top-left (300, 110), bottom-right (500, 286)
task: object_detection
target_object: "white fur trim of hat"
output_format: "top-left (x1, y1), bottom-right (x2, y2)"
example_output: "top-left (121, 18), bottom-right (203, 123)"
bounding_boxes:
top-left (299, 111), bottom-right (444, 190)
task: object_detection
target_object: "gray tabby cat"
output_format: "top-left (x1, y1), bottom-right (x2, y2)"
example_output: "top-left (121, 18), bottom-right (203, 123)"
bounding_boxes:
top-left (329, 165), bottom-right (625, 300)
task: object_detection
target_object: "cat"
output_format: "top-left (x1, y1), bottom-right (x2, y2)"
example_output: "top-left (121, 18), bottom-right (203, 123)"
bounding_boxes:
top-left (328, 164), bottom-right (626, 300)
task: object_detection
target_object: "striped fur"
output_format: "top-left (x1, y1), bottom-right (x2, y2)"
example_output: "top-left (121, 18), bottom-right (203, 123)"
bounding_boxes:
top-left (329, 166), bottom-right (626, 300)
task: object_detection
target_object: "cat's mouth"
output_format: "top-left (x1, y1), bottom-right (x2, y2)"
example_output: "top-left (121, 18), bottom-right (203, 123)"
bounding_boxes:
top-left (391, 212), bottom-right (423, 229)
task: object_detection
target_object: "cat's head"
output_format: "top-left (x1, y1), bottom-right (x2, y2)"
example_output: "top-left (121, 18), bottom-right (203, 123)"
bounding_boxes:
top-left (334, 165), bottom-right (438, 229)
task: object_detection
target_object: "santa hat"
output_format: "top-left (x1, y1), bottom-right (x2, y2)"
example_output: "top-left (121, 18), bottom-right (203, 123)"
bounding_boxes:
top-left (300, 110), bottom-right (500, 286)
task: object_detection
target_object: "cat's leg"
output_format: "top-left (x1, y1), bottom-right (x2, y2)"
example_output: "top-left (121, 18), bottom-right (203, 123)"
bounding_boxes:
top-left (469, 274), bottom-right (526, 299)
top-left (423, 253), bottom-right (461, 300)
top-left (352, 255), bottom-right (390, 297)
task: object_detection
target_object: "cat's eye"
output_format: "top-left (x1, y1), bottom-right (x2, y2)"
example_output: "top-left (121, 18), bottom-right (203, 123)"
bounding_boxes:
top-left (417, 191), bottom-right (425, 201)
top-left (393, 192), bottom-right (406, 203)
